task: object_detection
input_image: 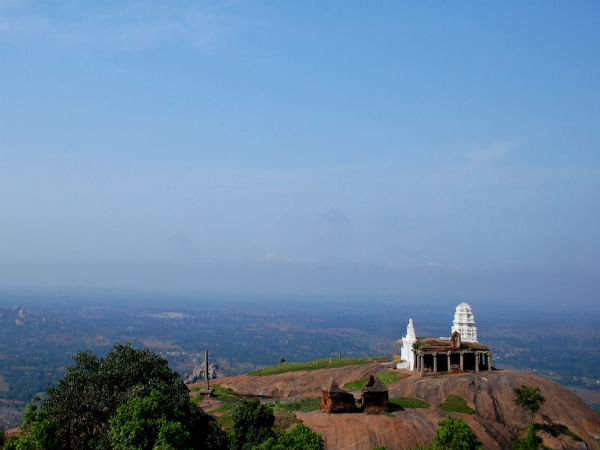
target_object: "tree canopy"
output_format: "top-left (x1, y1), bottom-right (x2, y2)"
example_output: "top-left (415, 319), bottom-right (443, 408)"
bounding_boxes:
top-left (228, 399), bottom-right (275, 450)
top-left (4, 343), bottom-right (226, 450)
top-left (513, 385), bottom-right (545, 424)
top-left (432, 415), bottom-right (482, 450)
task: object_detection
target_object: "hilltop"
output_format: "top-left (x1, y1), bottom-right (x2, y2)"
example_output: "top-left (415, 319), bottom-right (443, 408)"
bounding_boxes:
top-left (191, 362), bottom-right (600, 450)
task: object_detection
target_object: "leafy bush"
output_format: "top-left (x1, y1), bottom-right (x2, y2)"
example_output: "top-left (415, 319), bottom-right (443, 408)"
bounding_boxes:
top-left (432, 415), bottom-right (482, 450)
top-left (254, 424), bottom-right (323, 450)
top-left (510, 424), bottom-right (542, 450)
top-left (6, 343), bottom-right (227, 450)
top-left (534, 423), bottom-right (583, 442)
top-left (229, 399), bottom-right (275, 450)
top-left (389, 397), bottom-right (430, 409)
top-left (438, 394), bottom-right (476, 415)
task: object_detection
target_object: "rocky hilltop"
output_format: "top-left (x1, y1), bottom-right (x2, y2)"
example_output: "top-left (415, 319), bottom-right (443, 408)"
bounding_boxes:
top-left (196, 364), bottom-right (600, 450)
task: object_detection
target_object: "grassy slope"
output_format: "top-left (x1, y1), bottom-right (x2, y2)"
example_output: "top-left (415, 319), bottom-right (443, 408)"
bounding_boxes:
top-left (247, 356), bottom-right (390, 376)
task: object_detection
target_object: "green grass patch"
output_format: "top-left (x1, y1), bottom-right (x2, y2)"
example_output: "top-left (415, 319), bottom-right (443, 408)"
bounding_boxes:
top-left (534, 424), bottom-right (583, 442)
top-left (438, 394), bottom-right (476, 415)
top-left (190, 384), bottom-right (238, 404)
top-left (216, 412), bottom-right (234, 431)
top-left (247, 356), bottom-right (390, 376)
top-left (208, 403), bottom-right (237, 414)
top-left (190, 394), bottom-right (206, 405)
top-left (389, 397), bottom-right (430, 409)
top-left (376, 372), bottom-right (400, 385)
top-left (343, 372), bottom-right (401, 391)
top-left (272, 397), bottom-right (321, 412)
top-left (343, 377), bottom-right (368, 391)
top-left (212, 385), bottom-right (237, 396)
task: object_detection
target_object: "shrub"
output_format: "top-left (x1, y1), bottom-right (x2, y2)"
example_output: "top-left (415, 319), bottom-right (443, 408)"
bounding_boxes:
top-left (254, 424), bottom-right (323, 450)
top-left (510, 424), bottom-right (542, 450)
top-left (229, 400), bottom-right (275, 450)
top-left (432, 415), bottom-right (482, 450)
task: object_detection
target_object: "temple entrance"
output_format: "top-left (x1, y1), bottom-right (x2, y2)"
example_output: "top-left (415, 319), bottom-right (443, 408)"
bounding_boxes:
top-left (450, 353), bottom-right (461, 372)
top-left (437, 354), bottom-right (448, 373)
top-left (423, 354), bottom-right (434, 373)
top-left (463, 352), bottom-right (476, 372)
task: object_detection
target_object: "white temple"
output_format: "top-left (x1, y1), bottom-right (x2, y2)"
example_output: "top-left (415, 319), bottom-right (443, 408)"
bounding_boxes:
top-left (451, 302), bottom-right (478, 342)
top-left (397, 318), bottom-right (417, 370)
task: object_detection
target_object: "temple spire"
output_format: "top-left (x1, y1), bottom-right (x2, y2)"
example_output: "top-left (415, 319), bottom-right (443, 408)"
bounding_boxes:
top-left (451, 302), bottom-right (478, 342)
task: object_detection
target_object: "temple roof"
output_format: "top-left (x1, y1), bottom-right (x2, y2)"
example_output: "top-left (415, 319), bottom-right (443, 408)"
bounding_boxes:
top-left (413, 337), bottom-right (489, 352)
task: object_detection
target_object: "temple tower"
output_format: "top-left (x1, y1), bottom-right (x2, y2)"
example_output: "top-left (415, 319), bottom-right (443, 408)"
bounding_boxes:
top-left (451, 302), bottom-right (478, 342)
top-left (401, 318), bottom-right (417, 370)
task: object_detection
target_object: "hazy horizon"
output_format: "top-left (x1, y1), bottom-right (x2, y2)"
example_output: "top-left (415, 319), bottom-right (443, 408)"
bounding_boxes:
top-left (1, 2), bottom-right (598, 304)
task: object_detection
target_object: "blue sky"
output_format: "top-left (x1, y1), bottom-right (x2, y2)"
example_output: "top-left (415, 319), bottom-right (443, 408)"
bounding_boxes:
top-left (1, 1), bottom-right (598, 302)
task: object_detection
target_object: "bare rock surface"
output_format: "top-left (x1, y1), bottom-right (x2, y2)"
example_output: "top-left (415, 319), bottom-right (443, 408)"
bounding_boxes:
top-left (195, 364), bottom-right (600, 449)
top-left (190, 363), bottom-right (391, 399)
top-left (388, 370), bottom-right (600, 449)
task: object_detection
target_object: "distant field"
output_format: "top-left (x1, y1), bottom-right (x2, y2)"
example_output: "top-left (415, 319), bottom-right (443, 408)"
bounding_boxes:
top-left (247, 356), bottom-right (390, 376)
top-left (0, 375), bottom-right (8, 392)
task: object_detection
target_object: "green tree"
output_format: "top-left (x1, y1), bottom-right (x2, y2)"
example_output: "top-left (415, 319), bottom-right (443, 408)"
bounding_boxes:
top-left (10, 343), bottom-right (226, 450)
top-left (281, 424), bottom-right (323, 450)
top-left (432, 415), bottom-right (482, 450)
top-left (229, 400), bottom-right (275, 450)
top-left (3, 402), bottom-right (59, 450)
top-left (513, 385), bottom-right (545, 424)
top-left (254, 424), bottom-right (323, 450)
top-left (108, 390), bottom-right (190, 450)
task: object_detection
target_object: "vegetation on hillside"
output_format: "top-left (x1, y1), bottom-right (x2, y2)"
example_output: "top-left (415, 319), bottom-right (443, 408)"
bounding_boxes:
top-left (438, 394), bottom-right (476, 415)
top-left (432, 415), bottom-right (482, 450)
top-left (514, 385), bottom-right (545, 424)
top-left (2, 343), bottom-right (227, 450)
top-left (247, 356), bottom-right (390, 376)
top-left (343, 371), bottom-right (400, 391)
top-left (511, 384), bottom-right (547, 450)
top-left (389, 397), bottom-right (430, 409)
top-left (228, 399), bottom-right (323, 450)
top-left (271, 397), bottom-right (321, 413)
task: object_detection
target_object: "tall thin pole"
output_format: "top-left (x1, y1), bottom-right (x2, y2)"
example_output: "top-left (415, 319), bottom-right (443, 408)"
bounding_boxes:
top-left (204, 350), bottom-right (210, 391)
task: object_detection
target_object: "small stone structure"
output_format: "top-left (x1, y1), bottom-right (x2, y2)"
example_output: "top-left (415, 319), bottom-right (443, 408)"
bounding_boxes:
top-left (321, 379), bottom-right (356, 413)
top-left (359, 375), bottom-right (388, 413)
